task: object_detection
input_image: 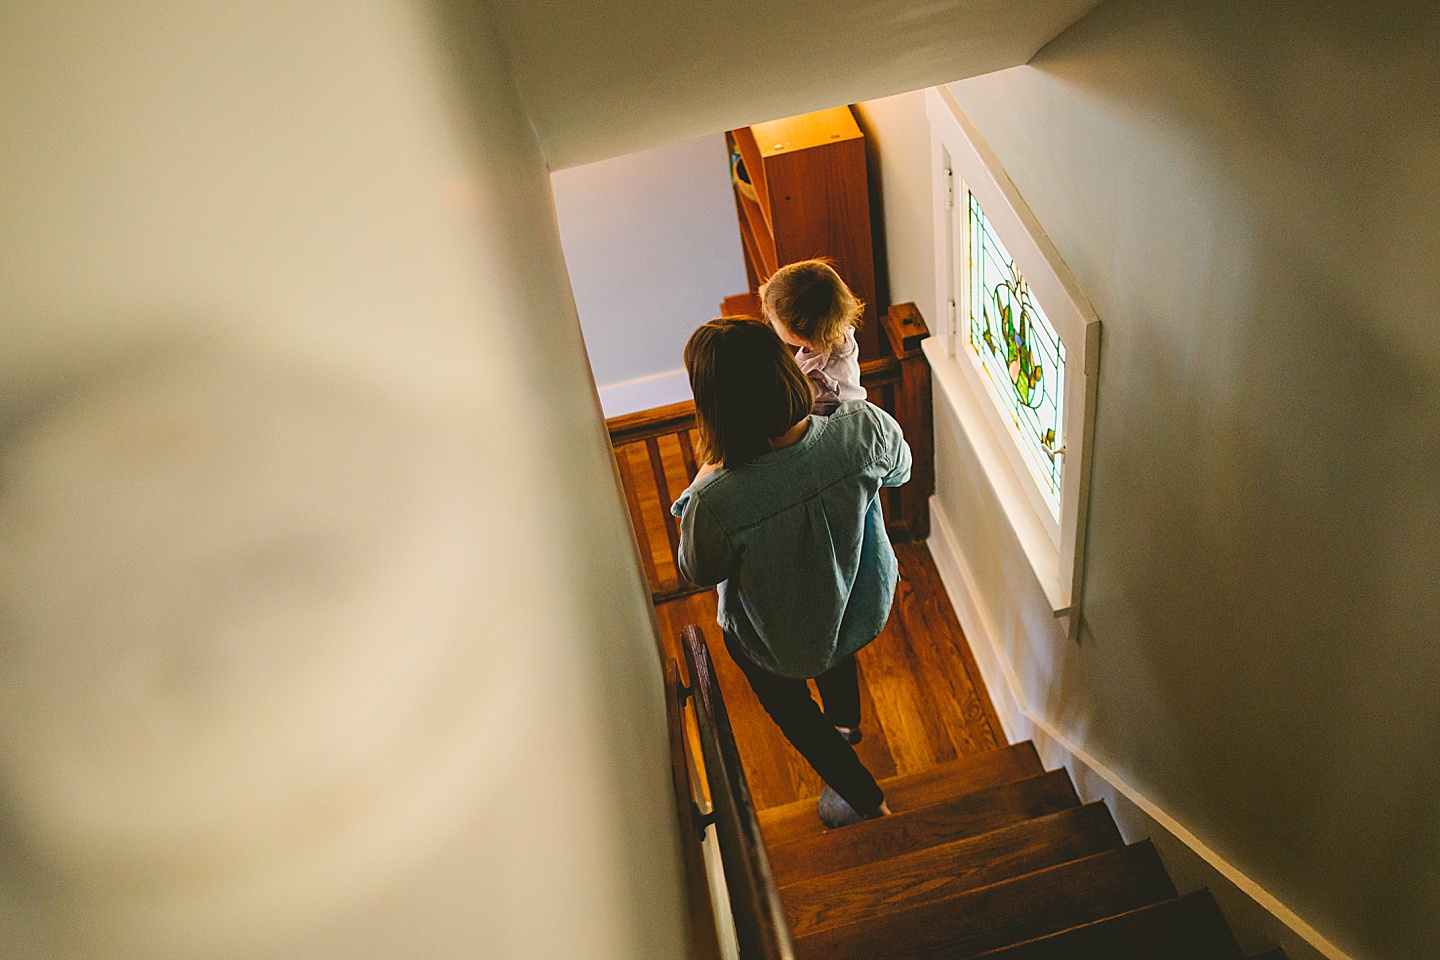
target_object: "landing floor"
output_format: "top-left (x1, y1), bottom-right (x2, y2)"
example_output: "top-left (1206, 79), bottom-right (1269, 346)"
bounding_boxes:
top-left (654, 541), bottom-right (1006, 813)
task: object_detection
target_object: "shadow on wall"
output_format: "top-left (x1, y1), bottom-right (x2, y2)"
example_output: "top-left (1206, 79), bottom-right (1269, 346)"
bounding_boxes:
top-left (950, 0), bottom-right (1440, 956)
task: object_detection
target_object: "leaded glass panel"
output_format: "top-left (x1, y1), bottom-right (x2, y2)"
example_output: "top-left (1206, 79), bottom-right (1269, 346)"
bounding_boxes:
top-left (966, 191), bottom-right (1066, 509)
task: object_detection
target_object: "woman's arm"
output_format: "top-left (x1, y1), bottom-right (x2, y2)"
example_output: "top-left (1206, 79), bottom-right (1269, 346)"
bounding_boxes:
top-left (674, 493), bottom-right (736, 587)
top-left (881, 435), bottom-right (912, 488)
top-left (868, 404), bottom-right (912, 488)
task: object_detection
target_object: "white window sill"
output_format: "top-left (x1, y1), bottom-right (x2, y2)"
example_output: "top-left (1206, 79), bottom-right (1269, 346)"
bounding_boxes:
top-left (925, 336), bottom-right (1073, 615)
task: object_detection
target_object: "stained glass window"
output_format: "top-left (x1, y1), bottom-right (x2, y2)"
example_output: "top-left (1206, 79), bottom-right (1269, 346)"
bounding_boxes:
top-left (966, 191), bottom-right (1066, 510)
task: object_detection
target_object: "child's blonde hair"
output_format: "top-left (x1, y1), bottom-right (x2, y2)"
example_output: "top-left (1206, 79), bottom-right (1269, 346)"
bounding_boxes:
top-left (760, 259), bottom-right (864, 352)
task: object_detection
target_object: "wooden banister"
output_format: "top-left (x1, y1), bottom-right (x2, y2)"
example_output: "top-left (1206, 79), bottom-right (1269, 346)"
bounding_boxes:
top-left (606, 357), bottom-right (904, 446)
top-left (678, 428), bottom-right (700, 482)
top-left (680, 626), bottom-right (795, 960)
top-left (665, 658), bottom-right (723, 960)
top-left (609, 399), bottom-right (699, 446)
top-left (646, 436), bottom-right (683, 561)
top-left (878, 303), bottom-right (934, 540)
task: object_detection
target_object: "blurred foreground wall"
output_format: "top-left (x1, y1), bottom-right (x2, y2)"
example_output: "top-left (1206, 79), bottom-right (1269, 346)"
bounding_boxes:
top-left (0, 1), bottom-right (686, 957)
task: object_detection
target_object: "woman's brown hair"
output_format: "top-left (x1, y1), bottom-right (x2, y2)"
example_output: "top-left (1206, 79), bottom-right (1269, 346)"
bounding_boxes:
top-left (759, 258), bottom-right (864, 351)
top-left (684, 317), bottom-right (813, 469)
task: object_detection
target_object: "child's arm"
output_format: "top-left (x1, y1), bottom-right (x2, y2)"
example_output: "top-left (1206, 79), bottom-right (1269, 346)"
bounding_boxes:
top-left (830, 334), bottom-right (866, 401)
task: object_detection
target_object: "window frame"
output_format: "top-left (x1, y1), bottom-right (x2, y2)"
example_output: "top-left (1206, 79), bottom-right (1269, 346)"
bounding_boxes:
top-left (925, 86), bottom-right (1101, 625)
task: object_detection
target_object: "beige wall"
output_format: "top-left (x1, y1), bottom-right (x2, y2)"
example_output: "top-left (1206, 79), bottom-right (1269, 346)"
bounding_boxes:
top-left (919, 1), bottom-right (1439, 957)
top-left (488, 0), bottom-right (1103, 168)
top-left (12, 0), bottom-right (1431, 955)
top-left (0, 0), bottom-right (685, 957)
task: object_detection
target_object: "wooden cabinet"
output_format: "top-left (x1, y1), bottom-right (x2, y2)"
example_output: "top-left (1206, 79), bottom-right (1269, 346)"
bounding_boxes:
top-left (725, 106), bottom-right (881, 359)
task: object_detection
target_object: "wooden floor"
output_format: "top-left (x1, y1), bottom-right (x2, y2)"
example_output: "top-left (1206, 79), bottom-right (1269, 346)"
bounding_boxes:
top-left (655, 541), bottom-right (1006, 813)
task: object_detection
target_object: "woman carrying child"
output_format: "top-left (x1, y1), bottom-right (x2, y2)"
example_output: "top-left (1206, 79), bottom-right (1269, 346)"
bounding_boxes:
top-left (670, 315), bottom-right (910, 827)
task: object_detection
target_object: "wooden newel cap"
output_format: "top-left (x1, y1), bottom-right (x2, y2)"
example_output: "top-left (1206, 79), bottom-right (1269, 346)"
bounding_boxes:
top-left (882, 302), bottom-right (930, 358)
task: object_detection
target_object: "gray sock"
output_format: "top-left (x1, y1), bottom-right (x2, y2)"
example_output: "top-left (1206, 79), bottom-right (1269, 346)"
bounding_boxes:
top-left (818, 786), bottom-right (873, 828)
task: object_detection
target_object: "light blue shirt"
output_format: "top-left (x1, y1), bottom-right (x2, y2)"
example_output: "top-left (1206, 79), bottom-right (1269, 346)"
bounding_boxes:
top-left (670, 400), bottom-right (912, 679)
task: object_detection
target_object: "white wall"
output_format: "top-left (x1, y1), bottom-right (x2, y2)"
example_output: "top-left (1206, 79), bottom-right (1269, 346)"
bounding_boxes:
top-left (487, 0), bottom-right (1104, 168)
top-left (906, 1), bottom-right (1440, 958)
top-left (551, 134), bottom-right (748, 415)
top-left (0, 1), bottom-right (686, 957)
top-left (853, 91), bottom-right (938, 329)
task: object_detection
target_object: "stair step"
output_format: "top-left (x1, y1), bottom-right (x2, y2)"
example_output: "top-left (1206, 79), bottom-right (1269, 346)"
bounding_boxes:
top-left (1248, 952), bottom-right (1289, 960)
top-left (758, 742), bottom-right (1044, 847)
top-left (966, 890), bottom-right (1244, 960)
top-left (782, 803), bottom-right (1123, 937)
top-left (792, 842), bottom-right (1176, 960)
top-left (767, 769), bottom-right (1080, 884)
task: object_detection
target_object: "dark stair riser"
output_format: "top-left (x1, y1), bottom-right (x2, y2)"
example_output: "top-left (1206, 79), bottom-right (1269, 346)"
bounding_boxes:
top-left (793, 842), bottom-right (1176, 960)
top-left (965, 890), bottom-right (1244, 960)
top-left (782, 803), bottom-right (1123, 937)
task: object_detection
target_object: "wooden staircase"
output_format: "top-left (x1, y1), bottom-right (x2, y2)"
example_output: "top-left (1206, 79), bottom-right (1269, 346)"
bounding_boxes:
top-left (754, 742), bottom-right (1282, 960)
top-left (635, 300), bottom-right (1286, 959)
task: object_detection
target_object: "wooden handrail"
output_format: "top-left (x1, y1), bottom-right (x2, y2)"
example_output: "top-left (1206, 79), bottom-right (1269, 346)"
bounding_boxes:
top-left (681, 625), bottom-right (795, 960)
top-left (665, 658), bottom-right (722, 960)
top-left (607, 356), bottom-right (902, 446)
top-left (608, 399), bottom-right (700, 445)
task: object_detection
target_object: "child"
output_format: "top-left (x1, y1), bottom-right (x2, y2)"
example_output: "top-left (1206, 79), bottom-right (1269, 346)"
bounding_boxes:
top-left (760, 259), bottom-right (866, 416)
top-left (671, 317), bottom-right (911, 827)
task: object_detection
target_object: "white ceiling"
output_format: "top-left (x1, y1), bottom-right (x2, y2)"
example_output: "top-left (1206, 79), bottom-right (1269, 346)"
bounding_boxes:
top-left (485, 0), bottom-right (1106, 169)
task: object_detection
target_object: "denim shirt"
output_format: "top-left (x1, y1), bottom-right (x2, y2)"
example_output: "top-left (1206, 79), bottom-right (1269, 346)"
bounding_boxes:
top-left (670, 400), bottom-right (912, 679)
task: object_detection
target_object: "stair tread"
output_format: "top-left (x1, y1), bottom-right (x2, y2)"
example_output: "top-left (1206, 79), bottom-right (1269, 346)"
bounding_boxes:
top-left (782, 803), bottom-right (1123, 937)
top-left (965, 890), bottom-right (1244, 960)
top-left (792, 841), bottom-right (1177, 960)
top-left (759, 742), bottom-right (1043, 847)
top-left (768, 769), bottom-right (1080, 885)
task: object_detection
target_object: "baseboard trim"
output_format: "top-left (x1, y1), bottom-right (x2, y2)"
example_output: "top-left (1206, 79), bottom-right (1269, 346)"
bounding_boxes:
top-left (926, 495), bottom-right (1352, 960)
top-left (597, 369), bottom-right (691, 418)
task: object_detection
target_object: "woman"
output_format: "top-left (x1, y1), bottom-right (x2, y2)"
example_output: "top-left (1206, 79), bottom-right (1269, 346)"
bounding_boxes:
top-left (670, 317), bottom-right (911, 826)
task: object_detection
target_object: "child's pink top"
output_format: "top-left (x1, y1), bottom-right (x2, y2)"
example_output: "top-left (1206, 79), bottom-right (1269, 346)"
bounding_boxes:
top-left (795, 328), bottom-right (865, 415)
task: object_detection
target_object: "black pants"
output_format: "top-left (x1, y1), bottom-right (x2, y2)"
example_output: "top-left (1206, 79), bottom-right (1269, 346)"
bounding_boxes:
top-left (723, 632), bottom-right (885, 815)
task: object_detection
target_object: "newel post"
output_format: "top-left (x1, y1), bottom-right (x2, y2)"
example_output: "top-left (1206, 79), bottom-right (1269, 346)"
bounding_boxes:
top-left (881, 303), bottom-right (934, 542)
